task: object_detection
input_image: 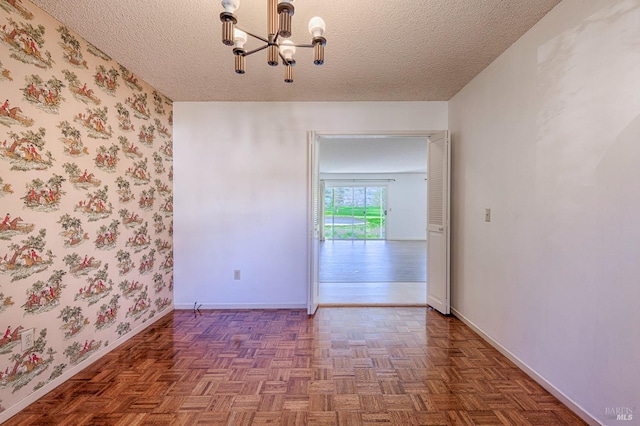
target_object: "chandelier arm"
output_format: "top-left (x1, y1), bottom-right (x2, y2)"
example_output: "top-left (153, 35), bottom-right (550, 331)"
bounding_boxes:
top-left (243, 44), bottom-right (270, 57)
top-left (290, 44), bottom-right (314, 49)
top-left (236, 27), bottom-right (270, 44)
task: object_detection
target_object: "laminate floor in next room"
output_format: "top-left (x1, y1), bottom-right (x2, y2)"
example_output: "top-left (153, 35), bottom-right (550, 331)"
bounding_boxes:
top-left (319, 240), bottom-right (427, 306)
top-left (5, 308), bottom-right (587, 426)
top-left (319, 240), bottom-right (426, 283)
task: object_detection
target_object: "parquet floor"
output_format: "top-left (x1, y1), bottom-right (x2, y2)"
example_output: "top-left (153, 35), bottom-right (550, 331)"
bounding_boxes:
top-left (5, 308), bottom-right (586, 425)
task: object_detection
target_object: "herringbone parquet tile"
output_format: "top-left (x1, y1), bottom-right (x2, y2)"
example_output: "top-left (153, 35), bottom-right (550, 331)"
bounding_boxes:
top-left (4, 308), bottom-right (587, 425)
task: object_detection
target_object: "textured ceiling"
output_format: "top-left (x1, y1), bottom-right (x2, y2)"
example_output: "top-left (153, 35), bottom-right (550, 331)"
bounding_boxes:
top-left (30, 0), bottom-right (561, 102)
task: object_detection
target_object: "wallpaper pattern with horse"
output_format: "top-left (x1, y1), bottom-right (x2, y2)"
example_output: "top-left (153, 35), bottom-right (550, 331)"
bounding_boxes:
top-left (0, 0), bottom-right (173, 416)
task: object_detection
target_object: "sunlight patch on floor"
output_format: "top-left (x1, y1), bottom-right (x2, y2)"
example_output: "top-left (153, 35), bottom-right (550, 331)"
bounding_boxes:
top-left (319, 281), bottom-right (426, 306)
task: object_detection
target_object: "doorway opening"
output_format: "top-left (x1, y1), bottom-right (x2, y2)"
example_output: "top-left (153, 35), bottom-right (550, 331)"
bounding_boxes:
top-left (315, 134), bottom-right (429, 306)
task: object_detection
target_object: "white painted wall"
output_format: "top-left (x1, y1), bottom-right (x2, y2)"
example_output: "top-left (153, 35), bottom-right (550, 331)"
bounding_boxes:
top-left (174, 102), bottom-right (446, 308)
top-left (449, 0), bottom-right (640, 424)
top-left (320, 173), bottom-right (427, 240)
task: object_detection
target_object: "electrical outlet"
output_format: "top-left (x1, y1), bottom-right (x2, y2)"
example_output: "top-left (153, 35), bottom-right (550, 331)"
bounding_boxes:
top-left (21, 328), bottom-right (35, 352)
top-left (485, 208), bottom-right (491, 222)
top-left (234, 270), bottom-right (241, 280)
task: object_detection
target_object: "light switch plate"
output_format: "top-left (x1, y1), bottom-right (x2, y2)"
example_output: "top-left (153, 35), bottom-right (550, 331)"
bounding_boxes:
top-left (21, 328), bottom-right (35, 352)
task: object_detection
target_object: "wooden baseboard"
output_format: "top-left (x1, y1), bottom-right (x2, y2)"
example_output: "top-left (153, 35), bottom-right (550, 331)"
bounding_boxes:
top-left (174, 303), bottom-right (307, 310)
top-left (0, 308), bottom-right (174, 424)
top-left (450, 307), bottom-right (601, 426)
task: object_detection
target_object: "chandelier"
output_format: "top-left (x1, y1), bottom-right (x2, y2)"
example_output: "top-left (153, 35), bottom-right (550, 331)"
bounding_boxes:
top-left (220, 0), bottom-right (326, 83)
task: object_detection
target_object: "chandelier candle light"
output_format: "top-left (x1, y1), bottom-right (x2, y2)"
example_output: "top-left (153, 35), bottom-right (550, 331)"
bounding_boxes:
top-left (220, 0), bottom-right (326, 83)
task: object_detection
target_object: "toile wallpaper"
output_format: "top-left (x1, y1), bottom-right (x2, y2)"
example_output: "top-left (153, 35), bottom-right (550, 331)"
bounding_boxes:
top-left (0, 0), bottom-right (173, 415)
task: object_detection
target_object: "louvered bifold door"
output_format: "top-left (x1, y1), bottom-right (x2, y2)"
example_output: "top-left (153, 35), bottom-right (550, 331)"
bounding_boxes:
top-left (426, 131), bottom-right (450, 315)
top-left (307, 132), bottom-right (320, 315)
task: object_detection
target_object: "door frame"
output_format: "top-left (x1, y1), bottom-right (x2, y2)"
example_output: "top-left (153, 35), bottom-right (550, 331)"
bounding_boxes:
top-left (308, 130), bottom-right (445, 313)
